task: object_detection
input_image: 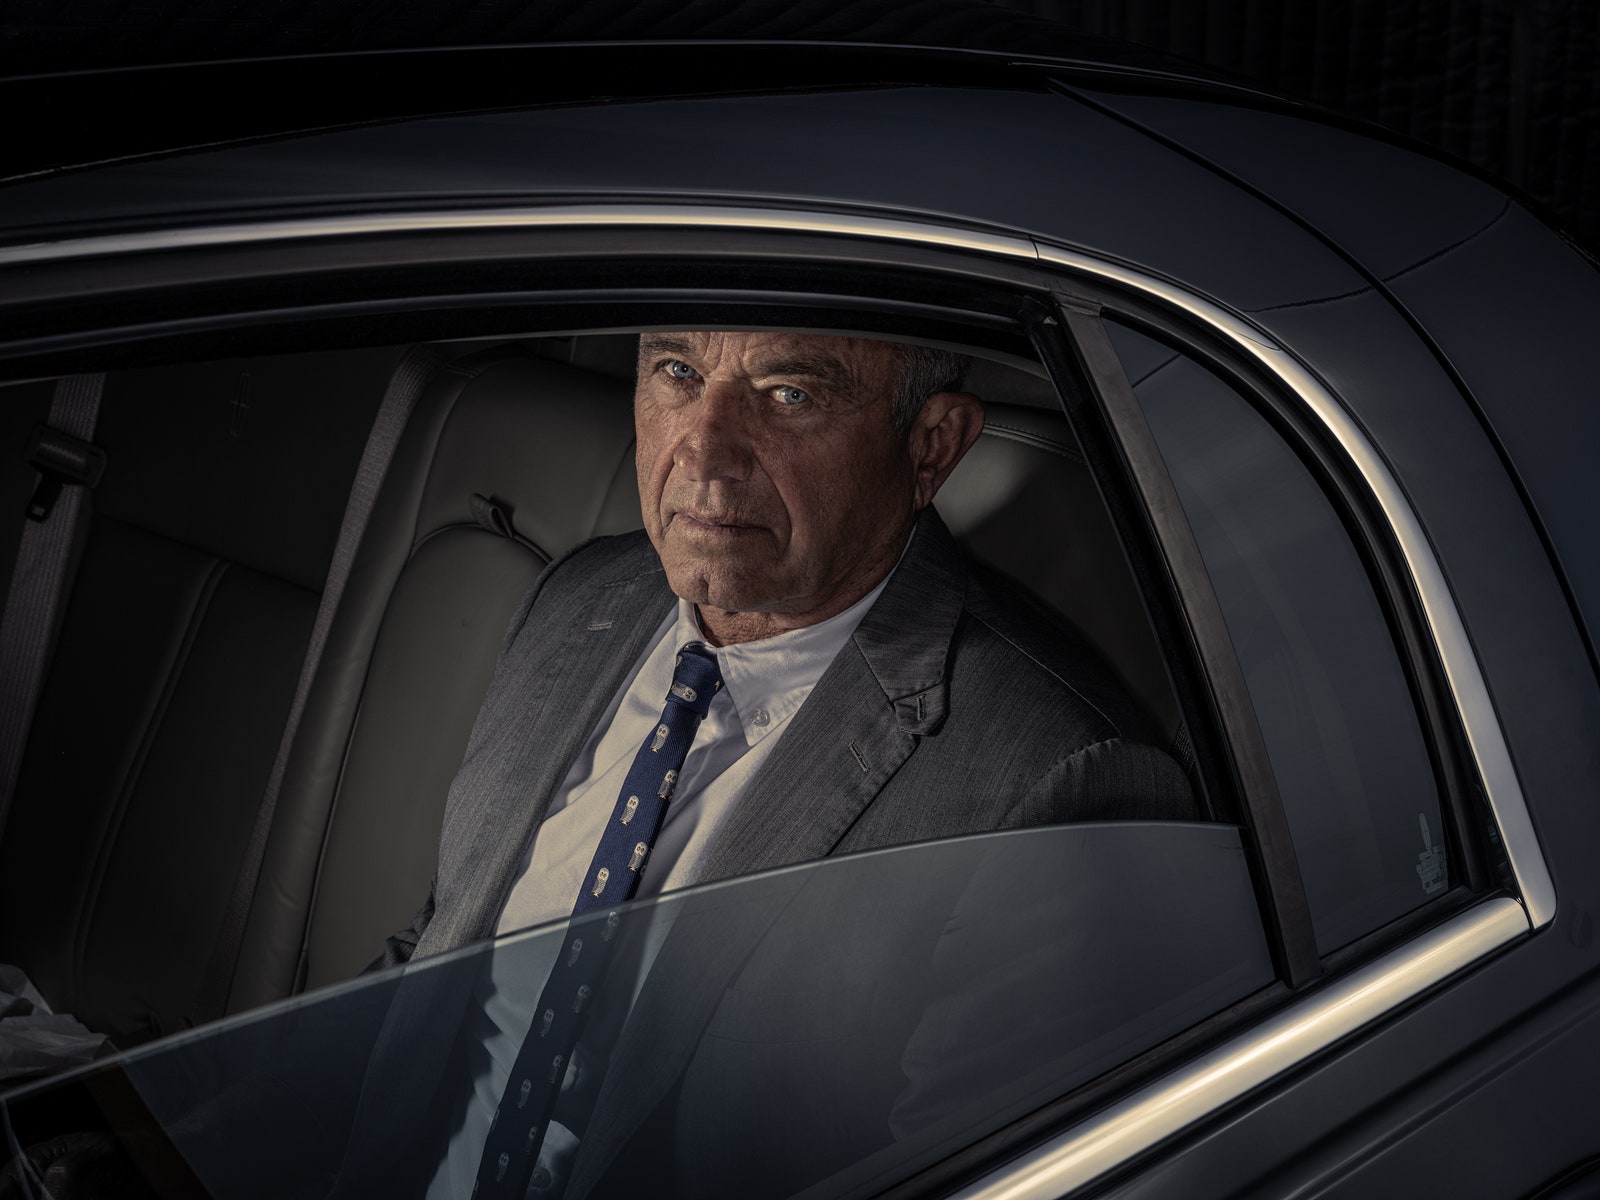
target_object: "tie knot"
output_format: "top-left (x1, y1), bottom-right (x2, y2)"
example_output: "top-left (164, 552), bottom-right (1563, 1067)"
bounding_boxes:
top-left (666, 643), bottom-right (722, 717)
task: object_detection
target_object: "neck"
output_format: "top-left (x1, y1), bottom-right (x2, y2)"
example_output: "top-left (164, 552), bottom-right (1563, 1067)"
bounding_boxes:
top-left (692, 580), bottom-right (871, 646)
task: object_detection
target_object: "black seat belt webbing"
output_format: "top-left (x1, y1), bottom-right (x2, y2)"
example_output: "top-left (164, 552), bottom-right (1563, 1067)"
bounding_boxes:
top-left (198, 346), bottom-right (445, 1019)
top-left (0, 374), bottom-right (106, 845)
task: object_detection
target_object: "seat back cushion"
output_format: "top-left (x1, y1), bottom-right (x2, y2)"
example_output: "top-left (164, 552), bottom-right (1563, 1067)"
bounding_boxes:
top-left (234, 352), bottom-right (639, 1002)
top-left (0, 349), bottom-right (403, 1039)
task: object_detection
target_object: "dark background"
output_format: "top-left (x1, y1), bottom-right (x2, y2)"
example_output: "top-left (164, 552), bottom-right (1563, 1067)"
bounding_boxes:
top-left (987, 0), bottom-right (1600, 249)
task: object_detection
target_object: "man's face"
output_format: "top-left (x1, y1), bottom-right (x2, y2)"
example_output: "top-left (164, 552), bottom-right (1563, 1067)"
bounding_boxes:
top-left (635, 331), bottom-right (926, 634)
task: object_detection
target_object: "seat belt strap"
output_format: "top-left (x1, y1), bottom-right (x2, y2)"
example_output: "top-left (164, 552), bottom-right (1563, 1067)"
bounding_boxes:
top-left (199, 346), bottom-right (445, 1019)
top-left (0, 374), bottom-right (107, 844)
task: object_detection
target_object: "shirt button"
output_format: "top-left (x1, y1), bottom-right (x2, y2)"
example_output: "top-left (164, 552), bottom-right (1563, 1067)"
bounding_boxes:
top-left (751, 708), bottom-right (770, 727)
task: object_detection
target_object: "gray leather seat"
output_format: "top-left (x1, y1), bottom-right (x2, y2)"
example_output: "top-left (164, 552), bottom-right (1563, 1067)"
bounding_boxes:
top-left (229, 349), bottom-right (644, 1008)
top-left (0, 349), bottom-right (408, 1041)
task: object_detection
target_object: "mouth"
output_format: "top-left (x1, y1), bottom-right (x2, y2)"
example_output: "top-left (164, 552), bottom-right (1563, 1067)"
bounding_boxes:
top-left (671, 511), bottom-right (765, 536)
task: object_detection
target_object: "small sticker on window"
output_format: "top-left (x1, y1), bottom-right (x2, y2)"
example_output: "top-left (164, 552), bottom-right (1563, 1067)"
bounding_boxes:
top-left (1416, 814), bottom-right (1446, 895)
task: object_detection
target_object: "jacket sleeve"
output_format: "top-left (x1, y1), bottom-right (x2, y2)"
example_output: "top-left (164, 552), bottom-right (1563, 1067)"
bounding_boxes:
top-left (369, 876), bottom-right (437, 971)
top-left (1006, 734), bottom-right (1198, 828)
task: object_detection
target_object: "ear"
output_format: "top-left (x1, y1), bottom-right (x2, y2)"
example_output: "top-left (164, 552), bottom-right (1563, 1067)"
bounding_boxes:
top-left (909, 392), bottom-right (984, 510)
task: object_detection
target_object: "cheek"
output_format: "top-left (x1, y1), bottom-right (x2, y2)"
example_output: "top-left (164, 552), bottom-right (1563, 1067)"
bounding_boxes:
top-left (636, 441), bottom-right (667, 494)
top-left (633, 418), bottom-right (674, 514)
top-left (777, 444), bottom-right (894, 544)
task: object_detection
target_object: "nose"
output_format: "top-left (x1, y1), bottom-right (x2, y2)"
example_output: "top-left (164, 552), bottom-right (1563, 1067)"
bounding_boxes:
top-left (674, 380), bottom-right (754, 482)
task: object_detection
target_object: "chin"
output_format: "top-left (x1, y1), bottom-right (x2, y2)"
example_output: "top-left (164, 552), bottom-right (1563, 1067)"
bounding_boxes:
top-left (658, 520), bottom-right (815, 615)
top-left (696, 587), bottom-right (779, 617)
top-left (663, 563), bottom-right (767, 615)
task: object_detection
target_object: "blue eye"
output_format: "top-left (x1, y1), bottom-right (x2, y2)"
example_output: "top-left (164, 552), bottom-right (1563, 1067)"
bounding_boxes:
top-left (774, 386), bottom-right (811, 406)
top-left (665, 360), bottom-right (699, 380)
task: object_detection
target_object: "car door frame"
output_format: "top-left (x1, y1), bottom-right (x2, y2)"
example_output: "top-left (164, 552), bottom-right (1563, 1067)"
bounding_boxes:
top-left (0, 201), bottom-right (1558, 1199)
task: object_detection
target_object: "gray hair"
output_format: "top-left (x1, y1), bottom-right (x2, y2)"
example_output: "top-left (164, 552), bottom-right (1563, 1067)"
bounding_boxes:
top-left (890, 344), bottom-right (972, 434)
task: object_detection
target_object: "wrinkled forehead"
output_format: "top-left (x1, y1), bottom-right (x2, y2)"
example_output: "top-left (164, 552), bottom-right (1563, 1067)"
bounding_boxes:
top-left (638, 330), bottom-right (899, 392)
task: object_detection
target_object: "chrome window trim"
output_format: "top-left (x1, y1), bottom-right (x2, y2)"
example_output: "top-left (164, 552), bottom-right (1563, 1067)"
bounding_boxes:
top-left (947, 898), bottom-right (1529, 1200)
top-left (0, 205), bottom-right (1038, 268)
top-left (1033, 240), bottom-right (1556, 933)
top-left (3, 202), bottom-right (1552, 1194)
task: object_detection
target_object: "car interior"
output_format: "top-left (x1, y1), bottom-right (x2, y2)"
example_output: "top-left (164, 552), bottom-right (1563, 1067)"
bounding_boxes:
top-left (0, 328), bottom-right (1189, 1055)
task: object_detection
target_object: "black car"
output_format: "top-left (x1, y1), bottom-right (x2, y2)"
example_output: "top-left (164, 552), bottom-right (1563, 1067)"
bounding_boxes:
top-left (2, 24), bottom-right (1599, 1200)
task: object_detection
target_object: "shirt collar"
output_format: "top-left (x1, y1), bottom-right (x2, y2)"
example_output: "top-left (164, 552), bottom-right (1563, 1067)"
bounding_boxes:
top-left (670, 560), bottom-right (900, 749)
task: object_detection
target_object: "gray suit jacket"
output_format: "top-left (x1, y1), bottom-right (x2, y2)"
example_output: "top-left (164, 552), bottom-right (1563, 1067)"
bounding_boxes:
top-left (337, 508), bottom-right (1193, 1196)
top-left (390, 506), bottom-right (1191, 968)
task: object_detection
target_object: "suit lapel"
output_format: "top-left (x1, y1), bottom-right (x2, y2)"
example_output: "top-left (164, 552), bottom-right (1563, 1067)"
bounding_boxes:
top-left (694, 642), bottom-right (919, 882)
top-left (694, 508), bottom-right (969, 884)
top-left (420, 542), bottom-right (676, 956)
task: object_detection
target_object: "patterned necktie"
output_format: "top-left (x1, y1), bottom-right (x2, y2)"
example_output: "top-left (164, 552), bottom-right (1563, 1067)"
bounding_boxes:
top-left (474, 643), bottom-right (723, 1197)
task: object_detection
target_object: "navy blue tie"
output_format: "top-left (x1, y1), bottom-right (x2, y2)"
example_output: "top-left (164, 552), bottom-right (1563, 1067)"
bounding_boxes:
top-left (474, 643), bottom-right (722, 1197)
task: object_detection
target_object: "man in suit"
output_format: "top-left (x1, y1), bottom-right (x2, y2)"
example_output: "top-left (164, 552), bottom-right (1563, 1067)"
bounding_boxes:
top-left (391, 331), bottom-right (1191, 962)
top-left (369, 331), bottom-right (1195, 1198)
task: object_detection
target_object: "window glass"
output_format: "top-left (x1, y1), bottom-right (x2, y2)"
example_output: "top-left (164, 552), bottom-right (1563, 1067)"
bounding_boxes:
top-left (2, 327), bottom-right (1272, 1198)
top-left (1106, 320), bottom-right (1448, 951)
top-left (1, 826), bottom-right (1272, 1199)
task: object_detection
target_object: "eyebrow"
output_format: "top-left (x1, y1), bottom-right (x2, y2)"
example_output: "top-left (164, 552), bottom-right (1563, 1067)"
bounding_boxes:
top-left (638, 334), bottom-right (697, 359)
top-left (749, 355), bottom-right (862, 396)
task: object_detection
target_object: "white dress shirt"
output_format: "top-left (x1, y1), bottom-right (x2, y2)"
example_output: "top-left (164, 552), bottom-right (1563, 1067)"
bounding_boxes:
top-left (427, 572), bottom-right (892, 1198)
top-left (494, 575), bottom-right (892, 936)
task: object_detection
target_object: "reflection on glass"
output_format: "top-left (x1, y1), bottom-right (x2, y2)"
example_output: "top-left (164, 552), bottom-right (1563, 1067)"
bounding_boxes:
top-left (1109, 320), bottom-right (1447, 951)
top-left (2, 824), bottom-right (1268, 1199)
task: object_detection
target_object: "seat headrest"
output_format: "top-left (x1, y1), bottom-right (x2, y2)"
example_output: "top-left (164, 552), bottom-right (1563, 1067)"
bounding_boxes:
top-left (416, 355), bottom-right (640, 560)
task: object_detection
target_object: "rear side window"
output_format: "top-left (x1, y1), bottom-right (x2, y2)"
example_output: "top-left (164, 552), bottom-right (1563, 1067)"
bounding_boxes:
top-left (1106, 320), bottom-right (1447, 953)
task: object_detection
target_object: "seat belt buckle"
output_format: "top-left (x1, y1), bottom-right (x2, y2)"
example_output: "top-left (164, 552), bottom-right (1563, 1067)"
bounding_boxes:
top-left (24, 424), bottom-right (107, 522)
